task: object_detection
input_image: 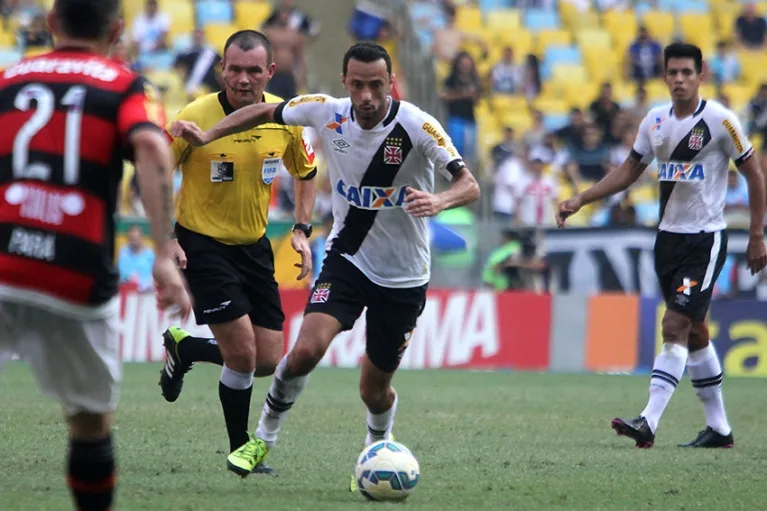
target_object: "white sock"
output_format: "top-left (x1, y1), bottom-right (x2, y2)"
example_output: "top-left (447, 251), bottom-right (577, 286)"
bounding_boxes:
top-left (365, 391), bottom-right (398, 447)
top-left (640, 343), bottom-right (688, 433)
top-left (219, 364), bottom-right (253, 390)
top-left (687, 343), bottom-right (731, 436)
top-left (255, 355), bottom-right (309, 447)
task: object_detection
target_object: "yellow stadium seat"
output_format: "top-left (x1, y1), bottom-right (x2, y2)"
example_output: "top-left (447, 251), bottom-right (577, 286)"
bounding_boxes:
top-left (455, 5), bottom-right (483, 31)
top-left (644, 79), bottom-right (669, 103)
top-left (235, 1), bottom-right (273, 30)
top-left (602, 10), bottom-right (637, 42)
top-left (533, 29), bottom-right (571, 55)
top-left (714, 10), bottom-right (735, 41)
top-left (165, 0), bottom-right (195, 38)
top-left (678, 13), bottom-right (713, 48)
top-left (558, 0), bottom-right (580, 27)
top-left (490, 94), bottom-right (528, 114)
top-left (610, 81), bottom-right (636, 104)
top-left (699, 83), bottom-right (716, 100)
top-left (495, 29), bottom-right (533, 57)
top-left (145, 69), bottom-right (185, 99)
top-left (641, 11), bottom-right (675, 43)
top-left (501, 112), bottom-right (533, 133)
top-left (583, 48), bottom-right (620, 83)
top-left (563, 81), bottom-right (599, 109)
top-left (611, 29), bottom-right (637, 58)
top-left (576, 29), bottom-right (611, 50)
top-left (721, 83), bottom-right (754, 109)
top-left (532, 97), bottom-right (569, 114)
top-left (204, 23), bottom-right (239, 52)
top-left (550, 64), bottom-right (588, 85)
top-left (0, 31), bottom-right (15, 48)
top-left (485, 9), bottom-right (521, 32)
top-left (568, 11), bottom-right (601, 31)
top-left (629, 184), bottom-right (658, 205)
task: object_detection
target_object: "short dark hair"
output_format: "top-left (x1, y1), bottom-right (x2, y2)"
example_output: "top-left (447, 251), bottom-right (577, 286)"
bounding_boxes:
top-left (664, 42), bottom-right (703, 73)
top-left (223, 30), bottom-right (272, 63)
top-left (54, 0), bottom-right (120, 40)
top-left (342, 42), bottom-right (392, 76)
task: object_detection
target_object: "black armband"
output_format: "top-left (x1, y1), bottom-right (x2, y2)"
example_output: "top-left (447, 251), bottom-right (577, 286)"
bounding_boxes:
top-left (273, 101), bottom-right (288, 125)
top-left (299, 169), bottom-right (317, 181)
top-left (446, 159), bottom-right (467, 176)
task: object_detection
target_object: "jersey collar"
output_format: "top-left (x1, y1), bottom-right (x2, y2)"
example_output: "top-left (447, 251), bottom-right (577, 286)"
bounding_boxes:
top-left (218, 91), bottom-right (266, 116)
top-left (349, 97), bottom-right (401, 131)
top-left (669, 98), bottom-right (706, 119)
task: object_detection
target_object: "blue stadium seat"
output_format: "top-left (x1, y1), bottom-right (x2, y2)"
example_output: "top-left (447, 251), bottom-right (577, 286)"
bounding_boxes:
top-left (172, 34), bottom-right (194, 53)
top-left (523, 9), bottom-right (559, 32)
top-left (138, 51), bottom-right (176, 71)
top-left (541, 46), bottom-right (581, 80)
top-left (543, 113), bottom-right (568, 132)
top-left (196, 0), bottom-right (234, 26)
top-left (634, 2), bottom-right (654, 16)
top-left (479, 0), bottom-right (511, 11)
top-left (671, 0), bottom-right (709, 13)
top-left (0, 49), bottom-right (21, 68)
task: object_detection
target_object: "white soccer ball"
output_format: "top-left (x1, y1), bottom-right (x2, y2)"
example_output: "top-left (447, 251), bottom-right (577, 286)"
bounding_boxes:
top-left (354, 440), bottom-right (420, 501)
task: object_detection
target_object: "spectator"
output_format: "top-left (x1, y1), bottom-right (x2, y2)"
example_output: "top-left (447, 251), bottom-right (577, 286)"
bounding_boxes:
top-left (264, 0), bottom-right (320, 39)
top-left (432, 6), bottom-right (487, 65)
top-left (628, 85), bottom-right (650, 123)
top-left (511, 148), bottom-right (559, 228)
top-left (709, 40), bottom-right (741, 85)
top-left (111, 38), bottom-right (141, 72)
top-left (482, 229), bottom-right (522, 291)
top-left (489, 46), bottom-right (523, 95)
top-left (523, 109), bottom-right (547, 149)
top-left (263, 4), bottom-right (305, 91)
top-left (491, 151), bottom-right (524, 222)
top-left (130, 0), bottom-right (169, 56)
top-left (589, 82), bottom-right (621, 135)
top-left (724, 169), bottom-right (750, 211)
top-left (626, 26), bottom-right (663, 82)
top-left (174, 29), bottom-right (222, 101)
top-left (555, 107), bottom-right (586, 149)
top-left (603, 109), bottom-right (631, 147)
top-left (567, 123), bottom-right (610, 182)
top-left (531, 132), bottom-right (574, 184)
top-left (440, 51), bottom-right (481, 163)
top-left (606, 199), bottom-right (638, 227)
top-left (266, 46), bottom-right (299, 99)
top-left (118, 225), bottom-right (155, 293)
top-left (522, 53), bottom-right (542, 100)
top-left (735, 2), bottom-right (767, 50)
top-left (748, 83), bottom-right (767, 148)
top-left (19, 13), bottom-right (51, 51)
top-left (490, 126), bottom-right (517, 169)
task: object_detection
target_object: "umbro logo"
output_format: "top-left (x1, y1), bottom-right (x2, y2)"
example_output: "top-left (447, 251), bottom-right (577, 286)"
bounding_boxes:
top-left (333, 139), bottom-right (351, 153)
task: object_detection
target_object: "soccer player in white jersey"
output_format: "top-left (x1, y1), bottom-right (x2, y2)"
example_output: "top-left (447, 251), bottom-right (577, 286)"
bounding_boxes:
top-left (170, 42), bottom-right (480, 476)
top-left (557, 43), bottom-right (767, 448)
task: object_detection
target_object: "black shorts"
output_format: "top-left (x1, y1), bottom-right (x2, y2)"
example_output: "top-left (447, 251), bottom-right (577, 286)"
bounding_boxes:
top-left (654, 230), bottom-right (728, 322)
top-left (305, 251), bottom-right (427, 373)
top-left (175, 224), bottom-right (284, 330)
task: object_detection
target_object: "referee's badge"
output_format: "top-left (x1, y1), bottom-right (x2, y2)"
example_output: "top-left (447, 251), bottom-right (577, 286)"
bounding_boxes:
top-left (262, 157), bottom-right (282, 185)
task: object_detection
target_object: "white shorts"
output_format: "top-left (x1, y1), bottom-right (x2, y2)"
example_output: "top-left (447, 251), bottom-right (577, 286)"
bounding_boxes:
top-left (0, 301), bottom-right (121, 417)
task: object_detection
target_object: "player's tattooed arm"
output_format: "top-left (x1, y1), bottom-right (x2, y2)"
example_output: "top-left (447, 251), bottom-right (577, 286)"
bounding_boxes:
top-left (578, 151), bottom-right (647, 207)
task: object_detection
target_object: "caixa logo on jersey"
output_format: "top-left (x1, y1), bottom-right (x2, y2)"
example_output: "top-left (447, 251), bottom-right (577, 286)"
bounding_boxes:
top-left (336, 180), bottom-right (408, 210)
top-left (657, 162), bottom-right (705, 182)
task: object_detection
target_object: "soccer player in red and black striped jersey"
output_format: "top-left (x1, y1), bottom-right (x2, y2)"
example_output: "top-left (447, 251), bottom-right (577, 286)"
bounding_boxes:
top-left (0, 1), bottom-right (191, 510)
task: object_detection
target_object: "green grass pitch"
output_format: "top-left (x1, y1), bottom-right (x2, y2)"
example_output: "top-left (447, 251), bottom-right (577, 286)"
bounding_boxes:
top-left (1, 363), bottom-right (766, 510)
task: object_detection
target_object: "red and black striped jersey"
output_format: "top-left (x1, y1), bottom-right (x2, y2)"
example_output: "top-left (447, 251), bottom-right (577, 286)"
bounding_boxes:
top-left (0, 47), bottom-right (165, 319)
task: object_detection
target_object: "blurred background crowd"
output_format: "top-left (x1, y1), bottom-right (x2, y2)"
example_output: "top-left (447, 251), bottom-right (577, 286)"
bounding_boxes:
top-left (1, 0), bottom-right (765, 298)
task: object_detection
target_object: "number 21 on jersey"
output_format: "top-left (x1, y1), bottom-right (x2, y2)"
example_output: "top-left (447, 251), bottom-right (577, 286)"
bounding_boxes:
top-left (13, 83), bottom-right (87, 185)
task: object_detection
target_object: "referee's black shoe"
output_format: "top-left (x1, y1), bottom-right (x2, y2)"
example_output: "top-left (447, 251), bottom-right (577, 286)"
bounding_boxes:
top-left (159, 327), bottom-right (194, 402)
top-left (678, 427), bottom-right (734, 448)
top-left (611, 416), bottom-right (655, 448)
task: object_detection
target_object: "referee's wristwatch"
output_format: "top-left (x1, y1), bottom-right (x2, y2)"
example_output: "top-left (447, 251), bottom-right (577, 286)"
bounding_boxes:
top-left (292, 223), bottom-right (313, 239)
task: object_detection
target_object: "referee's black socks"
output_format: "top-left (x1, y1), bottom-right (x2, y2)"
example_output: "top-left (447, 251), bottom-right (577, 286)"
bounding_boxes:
top-left (219, 365), bottom-right (254, 452)
top-left (67, 435), bottom-right (116, 511)
top-left (178, 336), bottom-right (224, 365)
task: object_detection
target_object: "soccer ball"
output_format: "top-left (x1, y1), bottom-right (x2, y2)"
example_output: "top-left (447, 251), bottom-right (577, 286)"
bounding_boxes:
top-left (354, 440), bottom-right (420, 501)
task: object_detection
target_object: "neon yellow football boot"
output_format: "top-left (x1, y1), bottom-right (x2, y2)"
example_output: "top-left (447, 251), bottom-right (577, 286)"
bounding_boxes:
top-left (159, 327), bottom-right (193, 402)
top-left (227, 435), bottom-right (269, 478)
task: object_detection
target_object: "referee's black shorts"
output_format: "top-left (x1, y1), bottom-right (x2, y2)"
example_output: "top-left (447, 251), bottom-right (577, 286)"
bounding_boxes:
top-left (175, 223), bottom-right (285, 331)
top-left (654, 230), bottom-right (728, 322)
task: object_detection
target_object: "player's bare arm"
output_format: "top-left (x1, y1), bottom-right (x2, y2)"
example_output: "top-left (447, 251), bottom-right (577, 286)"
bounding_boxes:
top-left (131, 129), bottom-right (192, 319)
top-left (404, 166), bottom-right (480, 218)
top-left (171, 103), bottom-right (279, 146)
top-left (556, 152), bottom-right (647, 227)
top-left (735, 152), bottom-right (767, 274)
top-left (291, 178), bottom-right (316, 280)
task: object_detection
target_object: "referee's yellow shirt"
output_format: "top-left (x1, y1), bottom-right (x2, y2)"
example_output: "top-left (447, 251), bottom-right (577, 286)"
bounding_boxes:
top-left (165, 91), bottom-right (317, 245)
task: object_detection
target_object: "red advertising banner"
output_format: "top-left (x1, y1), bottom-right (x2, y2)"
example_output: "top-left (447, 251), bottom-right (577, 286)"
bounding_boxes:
top-left (117, 286), bottom-right (553, 370)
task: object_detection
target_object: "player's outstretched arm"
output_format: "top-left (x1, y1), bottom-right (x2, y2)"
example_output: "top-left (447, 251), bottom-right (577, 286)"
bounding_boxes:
top-left (170, 103), bottom-right (279, 146)
top-left (736, 154), bottom-right (767, 274)
top-left (556, 152), bottom-right (647, 227)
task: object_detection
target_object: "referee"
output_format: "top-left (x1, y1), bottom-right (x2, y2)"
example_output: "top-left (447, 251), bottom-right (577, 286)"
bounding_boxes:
top-left (159, 30), bottom-right (317, 474)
